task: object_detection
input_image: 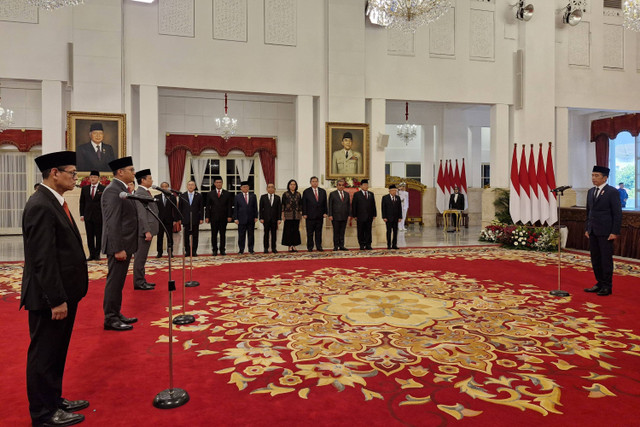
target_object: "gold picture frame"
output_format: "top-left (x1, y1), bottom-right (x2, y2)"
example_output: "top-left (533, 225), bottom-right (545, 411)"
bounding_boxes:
top-left (325, 122), bottom-right (369, 181)
top-left (66, 111), bottom-right (126, 174)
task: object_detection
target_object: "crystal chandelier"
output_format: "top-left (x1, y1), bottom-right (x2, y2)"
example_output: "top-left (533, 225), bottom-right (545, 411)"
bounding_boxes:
top-left (215, 93), bottom-right (238, 141)
top-left (396, 102), bottom-right (417, 145)
top-left (27, 0), bottom-right (84, 11)
top-left (0, 95), bottom-right (15, 133)
top-left (367, 0), bottom-right (452, 33)
top-left (623, 0), bottom-right (640, 32)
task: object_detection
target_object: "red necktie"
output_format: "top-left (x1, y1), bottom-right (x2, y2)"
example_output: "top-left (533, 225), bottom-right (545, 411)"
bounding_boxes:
top-left (218, 190), bottom-right (221, 198)
top-left (340, 191), bottom-right (344, 201)
top-left (91, 186), bottom-right (95, 199)
top-left (314, 189), bottom-right (318, 201)
top-left (365, 191), bottom-right (368, 200)
top-left (147, 190), bottom-right (152, 197)
top-left (245, 193), bottom-right (248, 204)
top-left (62, 201), bottom-right (73, 224)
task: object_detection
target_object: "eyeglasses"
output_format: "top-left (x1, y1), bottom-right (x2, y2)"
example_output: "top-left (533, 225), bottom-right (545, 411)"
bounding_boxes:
top-left (58, 169), bottom-right (78, 177)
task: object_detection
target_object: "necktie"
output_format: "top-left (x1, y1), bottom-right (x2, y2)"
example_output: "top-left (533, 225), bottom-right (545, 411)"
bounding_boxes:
top-left (96, 145), bottom-right (101, 160)
top-left (340, 191), bottom-right (344, 201)
top-left (392, 196), bottom-right (395, 203)
top-left (62, 201), bottom-right (73, 224)
top-left (365, 191), bottom-right (368, 200)
top-left (345, 150), bottom-right (349, 159)
top-left (217, 190), bottom-right (221, 198)
top-left (314, 189), bottom-right (318, 202)
top-left (163, 195), bottom-right (166, 206)
top-left (269, 194), bottom-right (273, 206)
top-left (245, 193), bottom-right (248, 204)
top-left (147, 189), bottom-right (152, 197)
top-left (189, 193), bottom-right (193, 205)
top-left (91, 186), bottom-right (95, 199)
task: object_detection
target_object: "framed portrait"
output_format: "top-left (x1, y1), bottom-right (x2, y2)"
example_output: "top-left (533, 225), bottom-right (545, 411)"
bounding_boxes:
top-left (325, 122), bottom-right (369, 180)
top-left (66, 111), bottom-right (126, 174)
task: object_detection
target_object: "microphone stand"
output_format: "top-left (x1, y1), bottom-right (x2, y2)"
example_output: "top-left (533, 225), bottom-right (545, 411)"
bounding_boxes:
top-left (141, 204), bottom-right (189, 409)
top-left (550, 188), bottom-right (570, 297)
top-left (185, 210), bottom-right (200, 288)
top-left (172, 194), bottom-right (195, 326)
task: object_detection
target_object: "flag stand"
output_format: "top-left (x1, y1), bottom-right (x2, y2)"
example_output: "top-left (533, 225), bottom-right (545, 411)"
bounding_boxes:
top-left (550, 188), bottom-right (570, 297)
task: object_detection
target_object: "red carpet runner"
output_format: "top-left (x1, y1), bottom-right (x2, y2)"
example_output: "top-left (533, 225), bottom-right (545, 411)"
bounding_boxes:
top-left (1, 247), bottom-right (639, 426)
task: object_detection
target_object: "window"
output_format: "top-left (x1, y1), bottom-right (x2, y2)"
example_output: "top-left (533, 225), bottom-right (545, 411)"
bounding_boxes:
top-left (405, 163), bottom-right (421, 181)
top-left (610, 131), bottom-right (636, 210)
top-left (481, 163), bottom-right (490, 188)
top-left (187, 154), bottom-right (259, 200)
top-left (0, 148), bottom-right (41, 235)
top-left (385, 163), bottom-right (391, 176)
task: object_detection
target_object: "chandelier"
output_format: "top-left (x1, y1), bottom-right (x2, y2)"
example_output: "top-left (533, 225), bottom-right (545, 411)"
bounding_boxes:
top-left (215, 93), bottom-right (238, 141)
top-left (367, 0), bottom-right (452, 33)
top-left (623, 1), bottom-right (640, 32)
top-left (0, 94), bottom-right (15, 133)
top-left (27, 0), bottom-right (84, 11)
top-left (396, 102), bottom-right (417, 145)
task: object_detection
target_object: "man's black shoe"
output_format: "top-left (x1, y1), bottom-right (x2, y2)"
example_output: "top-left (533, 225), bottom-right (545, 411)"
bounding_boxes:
top-left (392, 246), bottom-right (399, 250)
top-left (119, 315), bottom-right (138, 324)
top-left (104, 320), bottom-right (133, 331)
top-left (272, 249), bottom-right (278, 254)
top-left (584, 286), bottom-right (600, 293)
top-left (58, 399), bottom-right (89, 412)
top-left (212, 251), bottom-right (218, 256)
top-left (597, 288), bottom-right (612, 296)
top-left (340, 247), bottom-right (349, 251)
top-left (134, 283), bottom-right (154, 290)
top-left (220, 250), bottom-right (226, 255)
top-left (156, 254), bottom-right (162, 259)
top-left (35, 409), bottom-right (84, 427)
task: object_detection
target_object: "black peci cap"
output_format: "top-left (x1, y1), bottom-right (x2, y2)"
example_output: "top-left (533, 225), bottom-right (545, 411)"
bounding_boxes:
top-left (35, 151), bottom-right (76, 172)
top-left (109, 156), bottom-right (134, 173)
top-left (135, 169), bottom-right (151, 180)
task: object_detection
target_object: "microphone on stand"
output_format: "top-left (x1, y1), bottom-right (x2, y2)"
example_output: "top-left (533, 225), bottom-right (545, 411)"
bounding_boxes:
top-left (551, 185), bottom-right (572, 193)
top-left (119, 192), bottom-right (157, 203)
top-left (152, 185), bottom-right (181, 195)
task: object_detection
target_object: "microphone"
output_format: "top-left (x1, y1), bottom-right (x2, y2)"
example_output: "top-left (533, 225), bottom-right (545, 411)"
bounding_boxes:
top-left (551, 185), bottom-right (572, 193)
top-left (152, 185), bottom-right (180, 195)
top-left (119, 191), bottom-right (156, 203)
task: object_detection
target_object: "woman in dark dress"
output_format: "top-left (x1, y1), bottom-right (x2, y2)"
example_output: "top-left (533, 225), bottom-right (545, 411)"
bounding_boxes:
top-left (281, 179), bottom-right (302, 252)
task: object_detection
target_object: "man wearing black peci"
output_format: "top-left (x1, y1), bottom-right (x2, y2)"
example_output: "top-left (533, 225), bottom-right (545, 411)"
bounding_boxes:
top-left (234, 180), bottom-right (259, 254)
top-left (381, 184), bottom-right (402, 250)
top-left (79, 170), bottom-right (105, 260)
top-left (132, 169), bottom-right (158, 291)
top-left (259, 183), bottom-right (282, 253)
top-left (155, 181), bottom-right (179, 258)
top-left (351, 179), bottom-right (376, 250)
top-left (205, 176), bottom-right (233, 256)
top-left (328, 178), bottom-right (351, 251)
top-left (584, 165), bottom-right (622, 297)
top-left (22, 151), bottom-right (90, 427)
top-left (178, 180), bottom-right (204, 257)
top-left (302, 176), bottom-right (328, 252)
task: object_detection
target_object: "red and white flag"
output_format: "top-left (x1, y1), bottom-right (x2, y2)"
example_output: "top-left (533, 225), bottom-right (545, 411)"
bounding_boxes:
top-left (436, 160), bottom-right (446, 213)
top-left (460, 158), bottom-right (468, 210)
top-left (509, 144), bottom-right (520, 223)
top-left (536, 144), bottom-right (550, 225)
top-left (444, 160), bottom-right (453, 203)
top-left (454, 160), bottom-right (461, 191)
top-left (519, 145), bottom-right (531, 224)
top-left (546, 143), bottom-right (558, 225)
top-left (528, 145), bottom-right (539, 224)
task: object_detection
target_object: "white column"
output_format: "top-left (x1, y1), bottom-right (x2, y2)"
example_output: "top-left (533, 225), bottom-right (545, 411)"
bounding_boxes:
top-left (41, 80), bottom-right (64, 154)
top-left (368, 98), bottom-right (386, 187)
top-left (296, 95), bottom-right (314, 181)
top-left (490, 103), bottom-right (509, 188)
top-left (139, 85), bottom-right (159, 174)
top-left (555, 107), bottom-right (570, 186)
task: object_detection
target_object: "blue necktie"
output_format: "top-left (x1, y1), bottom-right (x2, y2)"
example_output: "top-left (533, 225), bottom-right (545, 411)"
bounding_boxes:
top-left (189, 193), bottom-right (193, 205)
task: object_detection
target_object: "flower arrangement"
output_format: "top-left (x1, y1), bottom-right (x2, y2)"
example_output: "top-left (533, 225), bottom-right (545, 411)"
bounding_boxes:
top-left (479, 220), bottom-right (559, 252)
top-left (77, 175), bottom-right (111, 187)
top-left (331, 177), bottom-right (361, 188)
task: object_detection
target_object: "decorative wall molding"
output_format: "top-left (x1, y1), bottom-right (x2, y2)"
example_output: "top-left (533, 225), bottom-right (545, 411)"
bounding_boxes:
top-left (602, 23), bottom-right (624, 69)
top-left (0, 0), bottom-right (38, 24)
top-left (603, 8), bottom-right (622, 17)
top-left (264, 0), bottom-right (296, 46)
top-left (388, 28), bottom-right (414, 56)
top-left (568, 21), bottom-right (590, 67)
top-left (159, 0), bottom-right (195, 38)
top-left (213, 0), bottom-right (247, 42)
top-left (429, 7), bottom-right (455, 58)
top-left (469, 9), bottom-right (494, 61)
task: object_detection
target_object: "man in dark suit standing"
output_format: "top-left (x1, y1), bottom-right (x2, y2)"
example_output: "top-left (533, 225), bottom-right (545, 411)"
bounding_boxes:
top-left (178, 180), bottom-right (204, 257)
top-left (382, 184), bottom-right (402, 250)
top-left (584, 165), bottom-right (622, 297)
top-left (205, 176), bottom-right (233, 256)
top-left (101, 157), bottom-right (139, 331)
top-left (155, 181), bottom-right (178, 258)
top-left (259, 183), bottom-right (282, 253)
top-left (132, 169), bottom-right (159, 291)
top-left (75, 122), bottom-right (116, 172)
top-left (22, 151), bottom-right (90, 427)
top-left (328, 178), bottom-right (351, 251)
top-left (79, 170), bottom-right (105, 260)
top-left (448, 186), bottom-right (465, 227)
top-left (351, 179), bottom-right (377, 250)
top-left (234, 180), bottom-right (259, 254)
top-left (302, 176), bottom-right (328, 252)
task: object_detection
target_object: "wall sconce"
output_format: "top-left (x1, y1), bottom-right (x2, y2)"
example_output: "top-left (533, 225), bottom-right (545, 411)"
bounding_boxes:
top-left (562, 3), bottom-right (582, 26)
top-left (515, 0), bottom-right (534, 21)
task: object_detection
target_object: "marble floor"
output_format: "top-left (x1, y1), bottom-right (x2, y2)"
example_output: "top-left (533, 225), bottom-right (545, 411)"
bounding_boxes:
top-left (0, 224), bottom-right (486, 262)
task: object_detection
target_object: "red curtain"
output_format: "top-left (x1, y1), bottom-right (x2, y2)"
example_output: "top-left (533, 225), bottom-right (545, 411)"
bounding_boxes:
top-left (259, 151), bottom-right (275, 185)
top-left (0, 129), bottom-right (42, 151)
top-left (168, 148), bottom-right (187, 192)
top-left (591, 114), bottom-right (640, 166)
top-left (594, 134), bottom-right (609, 167)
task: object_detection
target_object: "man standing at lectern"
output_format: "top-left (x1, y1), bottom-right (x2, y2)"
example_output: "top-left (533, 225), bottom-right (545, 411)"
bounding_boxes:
top-left (584, 165), bottom-right (622, 297)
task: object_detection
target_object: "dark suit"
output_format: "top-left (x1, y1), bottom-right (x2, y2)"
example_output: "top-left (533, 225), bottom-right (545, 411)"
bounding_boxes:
top-left (302, 187), bottom-right (327, 251)
top-left (101, 179), bottom-right (138, 323)
top-left (21, 186), bottom-right (88, 424)
top-left (382, 194), bottom-right (402, 248)
top-left (155, 192), bottom-right (178, 256)
top-left (79, 183), bottom-right (105, 259)
top-left (178, 192), bottom-right (204, 256)
top-left (351, 189), bottom-right (377, 249)
top-left (259, 193), bottom-right (282, 252)
top-left (76, 142), bottom-right (116, 172)
top-left (585, 184), bottom-right (622, 292)
top-left (448, 192), bottom-right (465, 227)
top-left (206, 188), bottom-right (234, 254)
top-left (234, 192), bottom-right (258, 253)
top-left (133, 186), bottom-right (159, 286)
top-left (328, 190), bottom-right (350, 249)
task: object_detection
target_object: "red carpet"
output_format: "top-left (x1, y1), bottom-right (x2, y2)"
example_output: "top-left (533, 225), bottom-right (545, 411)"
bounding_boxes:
top-left (1, 247), bottom-right (640, 426)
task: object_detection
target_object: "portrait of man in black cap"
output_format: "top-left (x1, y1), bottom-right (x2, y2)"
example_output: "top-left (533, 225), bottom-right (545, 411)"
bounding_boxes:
top-left (75, 122), bottom-right (117, 172)
top-left (331, 131), bottom-right (363, 176)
